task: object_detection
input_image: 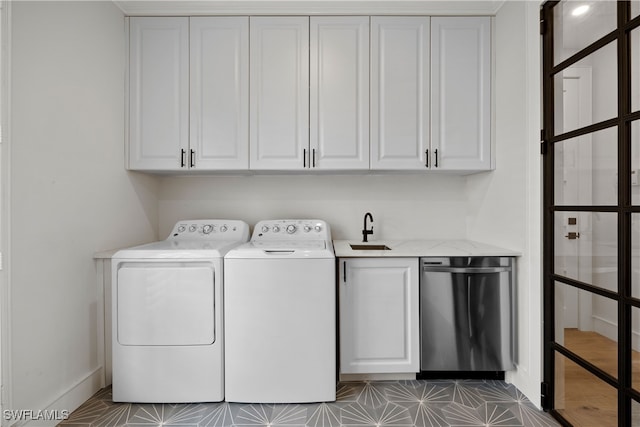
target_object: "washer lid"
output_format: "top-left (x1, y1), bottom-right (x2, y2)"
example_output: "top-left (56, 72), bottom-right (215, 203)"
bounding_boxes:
top-left (113, 239), bottom-right (246, 259)
top-left (225, 240), bottom-right (335, 259)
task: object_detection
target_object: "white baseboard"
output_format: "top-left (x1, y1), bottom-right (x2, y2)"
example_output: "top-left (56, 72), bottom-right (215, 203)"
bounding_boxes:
top-left (593, 316), bottom-right (640, 352)
top-left (339, 373), bottom-right (416, 382)
top-left (14, 367), bottom-right (104, 427)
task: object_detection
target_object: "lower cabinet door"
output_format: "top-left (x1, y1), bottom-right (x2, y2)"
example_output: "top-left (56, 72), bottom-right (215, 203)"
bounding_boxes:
top-left (339, 257), bottom-right (419, 374)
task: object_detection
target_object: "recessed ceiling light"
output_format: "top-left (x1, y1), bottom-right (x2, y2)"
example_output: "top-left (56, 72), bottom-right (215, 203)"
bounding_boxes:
top-left (572, 4), bottom-right (590, 17)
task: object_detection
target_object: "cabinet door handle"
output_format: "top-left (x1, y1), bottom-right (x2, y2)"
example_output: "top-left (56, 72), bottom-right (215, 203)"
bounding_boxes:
top-left (181, 149), bottom-right (186, 168)
top-left (343, 261), bottom-right (346, 283)
top-left (303, 148), bottom-right (307, 168)
top-left (434, 149), bottom-right (438, 168)
top-left (425, 149), bottom-right (429, 168)
top-left (313, 149), bottom-right (316, 168)
top-left (190, 149), bottom-right (195, 168)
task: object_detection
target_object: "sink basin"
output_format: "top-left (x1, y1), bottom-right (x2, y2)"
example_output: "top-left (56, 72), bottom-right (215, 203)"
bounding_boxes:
top-left (350, 244), bottom-right (391, 251)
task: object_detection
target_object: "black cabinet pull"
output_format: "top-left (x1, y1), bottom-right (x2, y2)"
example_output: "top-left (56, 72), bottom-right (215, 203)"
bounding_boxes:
top-left (425, 149), bottom-right (429, 168)
top-left (303, 148), bottom-right (307, 168)
top-left (343, 261), bottom-right (346, 283)
top-left (313, 149), bottom-right (316, 168)
top-left (181, 149), bottom-right (186, 168)
top-left (434, 149), bottom-right (438, 168)
top-left (190, 149), bottom-right (195, 168)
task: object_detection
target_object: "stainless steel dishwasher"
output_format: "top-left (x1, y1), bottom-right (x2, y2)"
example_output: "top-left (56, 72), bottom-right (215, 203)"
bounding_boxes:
top-left (420, 257), bottom-right (515, 373)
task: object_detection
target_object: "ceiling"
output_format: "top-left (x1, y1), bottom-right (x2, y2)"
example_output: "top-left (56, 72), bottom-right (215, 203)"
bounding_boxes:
top-left (114, 0), bottom-right (506, 16)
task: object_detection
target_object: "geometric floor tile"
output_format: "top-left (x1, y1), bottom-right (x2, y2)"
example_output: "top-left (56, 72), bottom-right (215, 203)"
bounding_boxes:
top-left (58, 380), bottom-right (561, 427)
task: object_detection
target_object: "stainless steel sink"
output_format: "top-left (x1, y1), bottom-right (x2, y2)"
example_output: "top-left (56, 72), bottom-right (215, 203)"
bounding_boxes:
top-left (349, 244), bottom-right (391, 251)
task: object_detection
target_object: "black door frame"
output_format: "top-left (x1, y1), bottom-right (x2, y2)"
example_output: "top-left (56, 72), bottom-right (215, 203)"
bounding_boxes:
top-left (541, 1), bottom-right (640, 425)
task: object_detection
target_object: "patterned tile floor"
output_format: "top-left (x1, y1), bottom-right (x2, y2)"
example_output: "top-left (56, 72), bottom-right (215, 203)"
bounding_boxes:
top-left (58, 380), bottom-right (560, 427)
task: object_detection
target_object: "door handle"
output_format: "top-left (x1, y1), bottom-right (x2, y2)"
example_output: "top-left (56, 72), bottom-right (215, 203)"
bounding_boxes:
top-left (565, 232), bottom-right (580, 240)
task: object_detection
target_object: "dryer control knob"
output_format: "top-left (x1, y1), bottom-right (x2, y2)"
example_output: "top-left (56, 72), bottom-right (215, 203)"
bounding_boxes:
top-left (189, 225), bottom-right (197, 232)
top-left (286, 225), bottom-right (297, 234)
top-left (202, 224), bottom-right (213, 234)
top-left (178, 225), bottom-right (186, 233)
top-left (220, 225), bottom-right (228, 232)
top-left (262, 225), bottom-right (269, 233)
top-left (273, 225), bottom-right (280, 233)
top-left (304, 225), bottom-right (312, 232)
top-left (314, 225), bottom-right (322, 232)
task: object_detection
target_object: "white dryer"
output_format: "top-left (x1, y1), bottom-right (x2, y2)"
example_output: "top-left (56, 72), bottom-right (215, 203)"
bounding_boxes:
top-left (224, 219), bottom-right (336, 403)
top-left (111, 219), bottom-right (249, 403)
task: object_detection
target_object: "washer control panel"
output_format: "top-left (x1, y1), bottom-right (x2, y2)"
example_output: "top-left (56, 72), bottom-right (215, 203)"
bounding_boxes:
top-left (253, 219), bottom-right (331, 241)
top-left (168, 219), bottom-right (249, 241)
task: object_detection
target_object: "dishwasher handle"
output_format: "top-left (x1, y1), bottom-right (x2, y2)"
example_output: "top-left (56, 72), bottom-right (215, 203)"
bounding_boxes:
top-left (422, 266), bottom-right (511, 274)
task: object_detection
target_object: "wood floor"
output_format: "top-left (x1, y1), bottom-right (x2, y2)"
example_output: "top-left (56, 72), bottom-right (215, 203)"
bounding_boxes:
top-left (554, 329), bottom-right (640, 426)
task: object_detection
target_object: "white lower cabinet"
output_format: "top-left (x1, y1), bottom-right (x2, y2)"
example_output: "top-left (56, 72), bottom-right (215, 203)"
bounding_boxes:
top-left (339, 257), bottom-right (420, 374)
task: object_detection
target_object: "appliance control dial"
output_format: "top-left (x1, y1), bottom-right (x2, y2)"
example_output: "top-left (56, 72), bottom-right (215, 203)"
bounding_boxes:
top-left (220, 225), bottom-right (228, 232)
top-left (303, 225), bottom-right (311, 232)
top-left (178, 225), bottom-right (186, 233)
top-left (261, 225), bottom-right (269, 233)
top-left (273, 225), bottom-right (280, 233)
top-left (189, 225), bottom-right (197, 232)
top-left (314, 225), bottom-right (322, 232)
top-left (286, 224), bottom-right (297, 234)
top-left (202, 224), bottom-right (213, 234)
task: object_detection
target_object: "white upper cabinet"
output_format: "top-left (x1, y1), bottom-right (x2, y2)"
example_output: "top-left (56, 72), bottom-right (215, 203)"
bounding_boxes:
top-left (431, 17), bottom-right (492, 171)
top-left (370, 17), bottom-right (430, 170)
top-left (190, 17), bottom-right (249, 170)
top-left (128, 17), bottom-right (189, 170)
top-left (128, 15), bottom-right (492, 173)
top-left (129, 17), bottom-right (249, 171)
top-left (310, 17), bottom-right (370, 170)
top-left (250, 17), bottom-right (309, 170)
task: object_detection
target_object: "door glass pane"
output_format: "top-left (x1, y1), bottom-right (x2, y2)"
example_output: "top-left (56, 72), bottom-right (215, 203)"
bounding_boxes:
top-left (631, 307), bottom-right (640, 392)
top-left (633, 121), bottom-right (640, 205)
top-left (633, 399), bottom-right (640, 426)
top-left (554, 211), bottom-right (618, 292)
top-left (554, 352), bottom-right (618, 425)
top-left (632, 28), bottom-right (640, 113)
top-left (553, 0), bottom-right (617, 65)
top-left (555, 282), bottom-right (618, 378)
top-left (634, 214), bottom-right (640, 298)
top-left (634, 2), bottom-right (640, 19)
top-left (554, 127), bottom-right (618, 206)
top-left (554, 41), bottom-right (617, 136)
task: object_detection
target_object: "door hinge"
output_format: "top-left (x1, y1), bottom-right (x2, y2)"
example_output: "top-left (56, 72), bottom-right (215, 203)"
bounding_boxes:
top-left (539, 9), bottom-right (547, 36)
top-left (541, 381), bottom-right (550, 409)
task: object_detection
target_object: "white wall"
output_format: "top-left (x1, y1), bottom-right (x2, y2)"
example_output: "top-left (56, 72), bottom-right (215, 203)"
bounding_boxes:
top-left (466, 1), bottom-right (542, 406)
top-left (159, 174), bottom-right (469, 240)
top-left (9, 1), bottom-right (158, 418)
top-left (4, 0), bottom-right (546, 416)
top-left (157, 0), bottom-right (545, 408)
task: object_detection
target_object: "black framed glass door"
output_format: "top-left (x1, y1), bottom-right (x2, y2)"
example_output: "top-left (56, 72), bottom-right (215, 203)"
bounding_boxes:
top-left (542, 1), bottom-right (640, 425)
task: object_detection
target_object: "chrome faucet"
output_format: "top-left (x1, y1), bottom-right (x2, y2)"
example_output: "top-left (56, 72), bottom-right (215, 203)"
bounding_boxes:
top-left (362, 212), bottom-right (374, 242)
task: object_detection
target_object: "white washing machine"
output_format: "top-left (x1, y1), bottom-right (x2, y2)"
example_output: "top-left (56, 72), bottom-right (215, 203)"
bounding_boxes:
top-left (224, 219), bottom-right (336, 403)
top-left (111, 219), bottom-right (249, 403)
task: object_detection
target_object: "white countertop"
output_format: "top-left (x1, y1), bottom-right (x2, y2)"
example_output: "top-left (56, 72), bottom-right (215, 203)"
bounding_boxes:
top-left (333, 239), bottom-right (521, 258)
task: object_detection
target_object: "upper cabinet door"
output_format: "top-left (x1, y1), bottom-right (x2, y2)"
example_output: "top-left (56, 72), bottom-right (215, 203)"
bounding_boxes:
top-left (310, 17), bottom-right (369, 170)
top-left (431, 17), bottom-right (492, 171)
top-left (129, 17), bottom-right (189, 170)
top-left (190, 17), bottom-right (249, 170)
top-left (250, 17), bottom-right (309, 170)
top-left (370, 17), bottom-right (430, 170)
